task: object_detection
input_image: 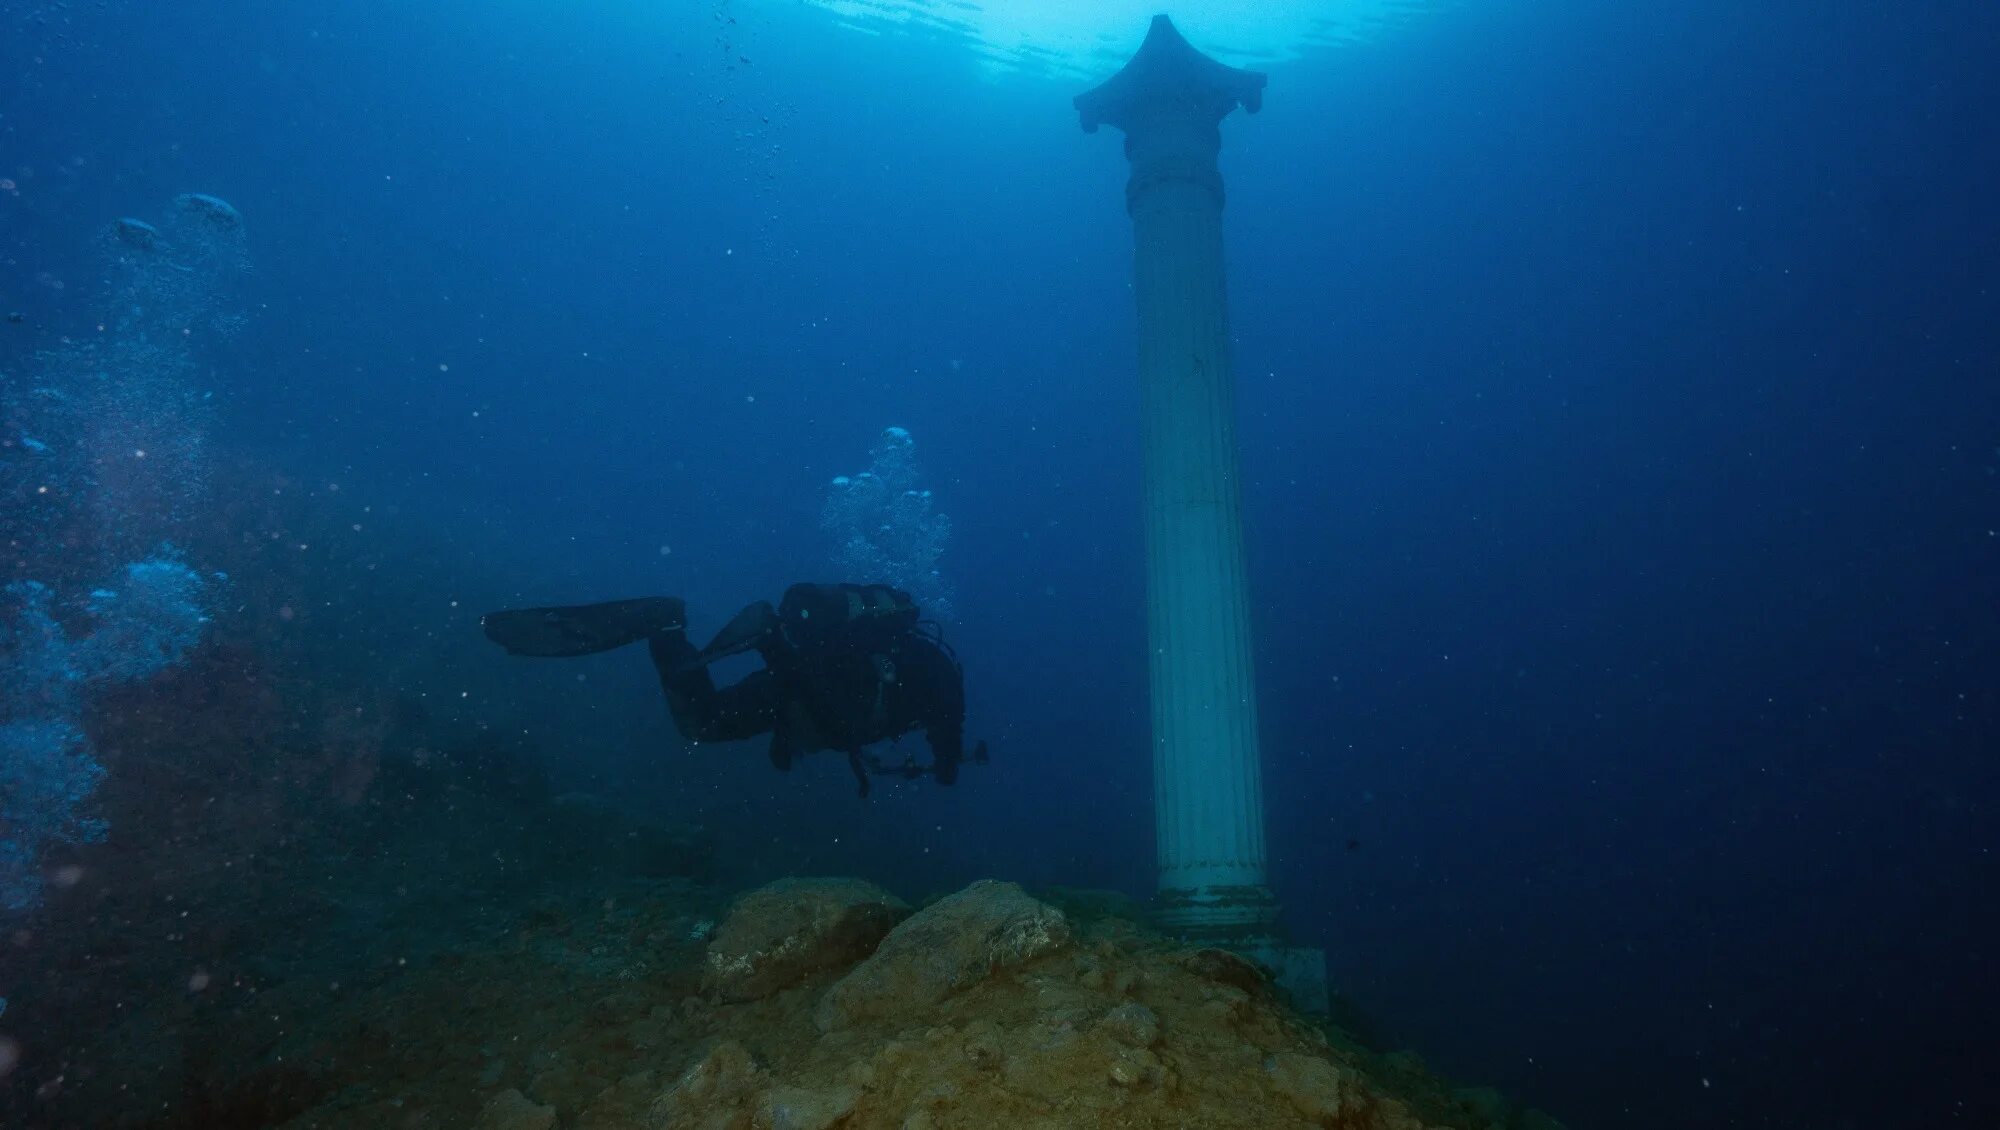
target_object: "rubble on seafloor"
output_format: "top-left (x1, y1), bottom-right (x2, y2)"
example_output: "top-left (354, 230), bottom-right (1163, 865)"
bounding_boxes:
top-left (221, 875), bottom-right (1566, 1130)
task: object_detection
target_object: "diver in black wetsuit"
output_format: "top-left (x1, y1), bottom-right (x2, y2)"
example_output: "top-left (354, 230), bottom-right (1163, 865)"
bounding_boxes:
top-left (480, 583), bottom-right (983, 797)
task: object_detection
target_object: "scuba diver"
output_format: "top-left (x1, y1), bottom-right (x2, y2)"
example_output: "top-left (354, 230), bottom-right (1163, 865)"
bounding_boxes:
top-left (480, 583), bottom-right (984, 797)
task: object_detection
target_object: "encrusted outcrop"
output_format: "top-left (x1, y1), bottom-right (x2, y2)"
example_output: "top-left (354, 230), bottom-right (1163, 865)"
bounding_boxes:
top-left (112, 877), bottom-right (1566, 1130)
top-left (814, 879), bottom-right (1071, 1031)
top-left (702, 877), bottom-right (909, 1002)
top-left (643, 1040), bottom-right (766, 1130)
top-left (475, 1088), bottom-right (557, 1130)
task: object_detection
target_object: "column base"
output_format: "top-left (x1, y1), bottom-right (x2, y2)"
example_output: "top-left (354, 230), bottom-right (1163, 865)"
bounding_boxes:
top-left (1154, 885), bottom-right (1327, 1015)
top-left (1154, 882), bottom-right (1280, 945)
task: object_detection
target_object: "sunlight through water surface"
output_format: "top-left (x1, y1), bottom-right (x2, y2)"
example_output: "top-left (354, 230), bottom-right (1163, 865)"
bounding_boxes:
top-left (792, 0), bottom-right (1448, 77)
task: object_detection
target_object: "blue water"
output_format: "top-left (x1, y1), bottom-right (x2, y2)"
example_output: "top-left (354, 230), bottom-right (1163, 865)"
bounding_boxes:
top-left (3, 2), bottom-right (1996, 1126)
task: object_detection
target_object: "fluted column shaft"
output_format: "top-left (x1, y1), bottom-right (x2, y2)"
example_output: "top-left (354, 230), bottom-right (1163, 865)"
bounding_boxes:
top-left (1123, 114), bottom-right (1275, 937)
top-left (1076, 18), bottom-right (1277, 943)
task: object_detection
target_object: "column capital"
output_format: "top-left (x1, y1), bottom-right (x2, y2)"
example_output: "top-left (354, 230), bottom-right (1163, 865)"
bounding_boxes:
top-left (1074, 15), bottom-right (1266, 137)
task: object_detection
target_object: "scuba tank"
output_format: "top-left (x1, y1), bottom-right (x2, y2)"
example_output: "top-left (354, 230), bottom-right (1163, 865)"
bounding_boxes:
top-left (776, 582), bottom-right (920, 655)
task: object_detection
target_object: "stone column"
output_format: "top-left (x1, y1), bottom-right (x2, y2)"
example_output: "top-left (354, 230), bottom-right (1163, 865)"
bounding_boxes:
top-left (1076, 19), bottom-right (1320, 1008)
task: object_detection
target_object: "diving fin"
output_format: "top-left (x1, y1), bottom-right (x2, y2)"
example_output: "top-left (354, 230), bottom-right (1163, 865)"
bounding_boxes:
top-left (482, 597), bottom-right (686, 657)
top-left (690, 600), bottom-right (780, 667)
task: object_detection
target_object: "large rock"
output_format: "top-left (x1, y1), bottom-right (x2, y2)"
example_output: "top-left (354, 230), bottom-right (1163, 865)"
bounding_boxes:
top-left (1264, 1051), bottom-right (1349, 1123)
top-left (645, 1041), bottom-right (765, 1130)
top-left (644, 1045), bottom-right (862, 1130)
top-left (475, 1087), bottom-right (557, 1130)
top-left (814, 879), bottom-right (1070, 1031)
top-left (703, 877), bottom-right (909, 1002)
top-left (753, 1083), bottom-right (860, 1130)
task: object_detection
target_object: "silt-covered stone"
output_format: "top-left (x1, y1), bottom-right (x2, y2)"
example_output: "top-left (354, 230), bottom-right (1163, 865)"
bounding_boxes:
top-left (704, 877), bottom-right (909, 1002)
top-left (814, 879), bottom-right (1070, 1031)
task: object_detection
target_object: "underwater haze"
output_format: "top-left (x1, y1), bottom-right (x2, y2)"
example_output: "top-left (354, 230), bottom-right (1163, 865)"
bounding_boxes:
top-left (3, 1), bottom-right (1997, 1127)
